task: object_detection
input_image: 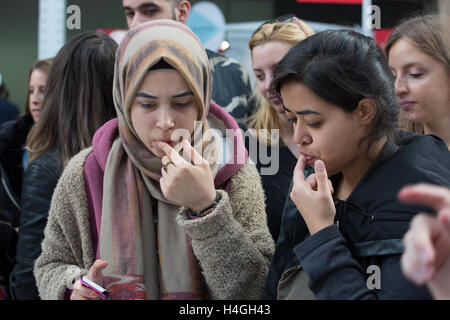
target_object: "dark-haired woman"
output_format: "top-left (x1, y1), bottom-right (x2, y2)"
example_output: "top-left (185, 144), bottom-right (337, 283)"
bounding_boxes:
top-left (264, 30), bottom-right (450, 300)
top-left (0, 59), bottom-right (52, 213)
top-left (9, 32), bottom-right (118, 300)
top-left (0, 59), bottom-right (52, 299)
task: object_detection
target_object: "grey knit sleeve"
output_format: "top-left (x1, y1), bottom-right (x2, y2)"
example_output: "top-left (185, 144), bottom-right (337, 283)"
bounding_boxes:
top-left (177, 158), bottom-right (275, 299)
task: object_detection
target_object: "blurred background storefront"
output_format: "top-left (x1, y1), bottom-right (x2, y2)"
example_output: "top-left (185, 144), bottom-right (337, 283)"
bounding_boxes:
top-left (0, 0), bottom-right (441, 112)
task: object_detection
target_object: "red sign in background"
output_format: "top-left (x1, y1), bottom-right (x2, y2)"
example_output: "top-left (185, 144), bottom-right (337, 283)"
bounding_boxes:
top-left (374, 28), bottom-right (394, 50)
top-left (96, 28), bottom-right (126, 35)
top-left (296, 0), bottom-right (363, 4)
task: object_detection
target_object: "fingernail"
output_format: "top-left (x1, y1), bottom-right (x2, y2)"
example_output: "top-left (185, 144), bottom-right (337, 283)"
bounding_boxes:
top-left (90, 291), bottom-right (98, 299)
top-left (415, 266), bottom-right (432, 283)
top-left (315, 160), bottom-right (324, 170)
top-left (440, 209), bottom-right (450, 232)
top-left (419, 250), bottom-right (431, 264)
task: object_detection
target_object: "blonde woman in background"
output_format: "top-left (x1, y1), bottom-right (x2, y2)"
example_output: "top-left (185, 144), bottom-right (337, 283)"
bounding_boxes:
top-left (246, 15), bottom-right (314, 241)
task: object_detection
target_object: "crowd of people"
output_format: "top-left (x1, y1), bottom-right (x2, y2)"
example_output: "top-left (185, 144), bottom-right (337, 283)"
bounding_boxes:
top-left (0, 0), bottom-right (449, 300)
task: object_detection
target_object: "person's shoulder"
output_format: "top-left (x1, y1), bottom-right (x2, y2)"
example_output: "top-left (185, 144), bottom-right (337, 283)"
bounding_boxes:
top-left (397, 131), bottom-right (449, 157)
top-left (370, 132), bottom-right (450, 190)
top-left (0, 118), bottom-right (17, 137)
top-left (0, 118), bottom-right (23, 153)
top-left (65, 147), bottom-right (93, 170)
top-left (32, 148), bottom-right (59, 162)
top-left (421, 133), bottom-right (448, 149)
top-left (205, 49), bottom-right (251, 96)
top-left (0, 98), bottom-right (20, 120)
top-left (27, 149), bottom-right (62, 177)
top-left (205, 48), bottom-right (227, 60)
top-left (205, 48), bottom-right (243, 67)
top-left (46, 147), bottom-right (93, 212)
top-left (58, 147), bottom-right (93, 186)
top-left (0, 115), bottom-right (33, 141)
top-left (0, 98), bottom-right (19, 109)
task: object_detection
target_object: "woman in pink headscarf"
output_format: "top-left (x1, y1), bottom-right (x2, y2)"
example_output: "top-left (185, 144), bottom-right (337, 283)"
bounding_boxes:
top-left (34, 19), bottom-right (274, 300)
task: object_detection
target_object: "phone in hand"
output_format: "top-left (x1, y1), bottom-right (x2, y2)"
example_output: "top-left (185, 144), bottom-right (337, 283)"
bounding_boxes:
top-left (80, 276), bottom-right (111, 300)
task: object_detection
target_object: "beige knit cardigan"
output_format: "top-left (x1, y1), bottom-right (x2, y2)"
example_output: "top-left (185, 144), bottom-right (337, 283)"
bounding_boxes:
top-left (34, 147), bottom-right (275, 300)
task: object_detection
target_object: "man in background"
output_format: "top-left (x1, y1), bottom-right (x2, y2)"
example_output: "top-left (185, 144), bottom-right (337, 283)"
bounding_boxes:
top-left (121, 0), bottom-right (256, 129)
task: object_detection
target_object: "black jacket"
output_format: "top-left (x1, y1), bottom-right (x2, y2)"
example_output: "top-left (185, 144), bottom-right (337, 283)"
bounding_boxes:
top-left (265, 132), bottom-right (450, 300)
top-left (244, 134), bottom-right (298, 242)
top-left (0, 98), bottom-right (20, 126)
top-left (0, 115), bottom-right (34, 203)
top-left (0, 115), bottom-right (33, 297)
top-left (10, 149), bottom-right (61, 300)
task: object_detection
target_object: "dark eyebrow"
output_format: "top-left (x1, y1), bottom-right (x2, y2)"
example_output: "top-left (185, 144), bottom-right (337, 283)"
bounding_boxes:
top-left (282, 105), bottom-right (292, 113)
top-left (171, 91), bottom-right (194, 99)
top-left (136, 92), bottom-right (157, 99)
top-left (123, 2), bottom-right (159, 11)
top-left (283, 105), bottom-right (321, 115)
top-left (135, 91), bottom-right (194, 99)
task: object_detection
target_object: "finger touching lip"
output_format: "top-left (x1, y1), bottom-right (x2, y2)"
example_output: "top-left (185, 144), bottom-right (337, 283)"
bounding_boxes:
top-left (300, 152), bottom-right (316, 163)
top-left (156, 140), bottom-right (175, 148)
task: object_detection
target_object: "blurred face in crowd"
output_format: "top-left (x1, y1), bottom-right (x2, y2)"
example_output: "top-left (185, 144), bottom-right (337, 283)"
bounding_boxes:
top-left (122, 0), bottom-right (190, 29)
top-left (388, 37), bottom-right (450, 125)
top-left (281, 81), bottom-right (370, 176)
top-left (130, 69), bottom-right (199, 158)
top-left (252, 41), bottom-right (292, 114)
top-left (28, 69), bottom-right (48, 123)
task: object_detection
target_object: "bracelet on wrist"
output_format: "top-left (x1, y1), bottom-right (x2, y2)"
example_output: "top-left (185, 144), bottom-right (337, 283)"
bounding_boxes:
top-left (188, 193), bottom-right (221, 218)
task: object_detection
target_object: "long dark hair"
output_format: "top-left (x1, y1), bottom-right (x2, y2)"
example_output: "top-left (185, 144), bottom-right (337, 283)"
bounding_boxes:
top-left (272, 29), bottom-right (399, 151)
top-left (27, 31), bottom-right (118, 166)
